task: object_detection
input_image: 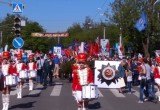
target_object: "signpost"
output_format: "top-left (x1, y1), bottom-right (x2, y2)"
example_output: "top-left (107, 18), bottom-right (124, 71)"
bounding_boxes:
top-left (12, 3), bottom-right (23, 14)
top-left (12, 37), bottom-right (24, 49)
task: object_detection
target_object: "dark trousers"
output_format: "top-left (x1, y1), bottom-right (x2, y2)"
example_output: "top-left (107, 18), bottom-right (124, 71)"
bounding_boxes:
top-left (38, 69), bottom-right (43, 84)
top-left (37, 69), bottom-right (41, 83)
top-left (49, 71), bottom-right (53, 84)
top-left (145, 79), bottom-right (156, 99)
top-left (133, 74), bottom-right (139, 86)
top-left (139, 79), bottom-right (148, 101)
top-left (43, 72), bottom-right (48, 86)
top-left (127, 81), bottom-right (132, 92)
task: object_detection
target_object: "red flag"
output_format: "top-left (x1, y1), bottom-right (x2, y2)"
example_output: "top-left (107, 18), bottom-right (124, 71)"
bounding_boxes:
top-left (64, 49), bottom-right (70, 57)
top-left (88, 41), bottom-right (93, 56)
top-left (107, 42), bottom-right (110, 52)
top-left (94, 43), bottom-right (100, 55)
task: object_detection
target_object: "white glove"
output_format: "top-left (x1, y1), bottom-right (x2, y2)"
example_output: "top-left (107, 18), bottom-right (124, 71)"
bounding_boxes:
top-left (89, 83), bottom-right (94, 85)
top-left (13, 73), bottom-right (17, 76)
top-left (72, 91), bottom-right (76, 96)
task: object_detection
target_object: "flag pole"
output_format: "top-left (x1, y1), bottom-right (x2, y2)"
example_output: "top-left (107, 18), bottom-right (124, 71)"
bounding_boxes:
top-left (103, 27), bottom-right (105, 39)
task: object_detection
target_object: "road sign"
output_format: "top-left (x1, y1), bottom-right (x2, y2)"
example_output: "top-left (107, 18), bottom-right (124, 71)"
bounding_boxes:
top-left (12, 3), bottom-right (23, 14)
top-left (12, 37), bottom-right (24, 49)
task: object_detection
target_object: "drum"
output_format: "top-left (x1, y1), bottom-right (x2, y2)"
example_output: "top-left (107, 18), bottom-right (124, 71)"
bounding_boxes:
top-left (30, 70), bottom-right (37, 78)
top-left (82, 84), bottom-right (99, 99)
top-left (19, 70), bottom-right (28, 79)
top-left (5, 75), bottom-right (17, 86)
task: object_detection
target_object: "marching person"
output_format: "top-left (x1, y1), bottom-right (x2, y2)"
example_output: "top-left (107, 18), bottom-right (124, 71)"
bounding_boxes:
top-left (125, 66), bottom-right (133, 94)
top-left (138, 57), bottom-right (158, 103)
top-left (72, 53), bottom-right (94, 110)
top-left (154, 57), bottom-right (160, 98)
top-left (15, 53), bottom-right (26, 98)
top-left (36, 55), bottom-right (44, 84)
top-left (117, 61), bottom-right (126, 93)
top-left (1, 51), bottom-right (12, 110)
top-left (70, 58), bottom-right (79, 83)
top-left (131, 59), bottom-right (139, 86)
top-left (48, 56), bottom-right (54, 86)
top-left (53, 55), bottom-right (60, 79)
top-left (137, 57), bottom-right (146, 103)
top-left (143, 58), bottom-right (157, 103)
top-left (42, 55), bottom-right (54, 86)
top-left (27, 54), bottom-right (37, 91)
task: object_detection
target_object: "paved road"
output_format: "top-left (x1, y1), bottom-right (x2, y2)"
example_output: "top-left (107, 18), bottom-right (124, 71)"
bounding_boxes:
top-left (0, 79), bottom-right (160, 110)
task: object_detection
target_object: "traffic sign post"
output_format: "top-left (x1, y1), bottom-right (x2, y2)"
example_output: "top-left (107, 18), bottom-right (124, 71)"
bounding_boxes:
top-left (12, 37), bottom-right (24, 49)
top-left (12, 3), bottom-right (23, 14)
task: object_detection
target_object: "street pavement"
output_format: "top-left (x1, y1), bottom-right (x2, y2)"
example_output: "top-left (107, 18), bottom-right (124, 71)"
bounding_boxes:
top-left (0, 79), bottom-right (160, 110)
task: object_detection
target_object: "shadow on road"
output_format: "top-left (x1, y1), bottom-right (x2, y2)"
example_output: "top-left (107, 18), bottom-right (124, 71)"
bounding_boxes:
top-left (9, 101), bottom-right (36, 109)
top-left (88, 102), bottom-right (101, 109)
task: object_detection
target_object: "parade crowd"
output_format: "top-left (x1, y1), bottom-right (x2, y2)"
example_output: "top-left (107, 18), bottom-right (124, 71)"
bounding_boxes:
top-left (0, 49), bottom-right (61, 110)
top-left (1, 47), bottom-right (160, 110)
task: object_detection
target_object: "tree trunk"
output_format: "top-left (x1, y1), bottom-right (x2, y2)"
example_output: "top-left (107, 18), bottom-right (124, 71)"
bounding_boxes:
top-left (142, 37), bottom-right (150, 57)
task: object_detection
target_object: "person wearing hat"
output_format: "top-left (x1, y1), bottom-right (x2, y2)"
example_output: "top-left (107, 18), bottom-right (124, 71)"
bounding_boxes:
top-left (1, 51), bottom-right (12, 110)
top-left (72, 53), bottom-right (94, 110)
top-left (15, 53), bottom-right (26, 98)
top-left (27, 54), bottom-right (37, 91)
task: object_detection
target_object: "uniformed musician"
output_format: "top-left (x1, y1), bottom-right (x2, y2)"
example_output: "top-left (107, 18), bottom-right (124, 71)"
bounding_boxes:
top-left (72, 53), bottom-right (94, 110)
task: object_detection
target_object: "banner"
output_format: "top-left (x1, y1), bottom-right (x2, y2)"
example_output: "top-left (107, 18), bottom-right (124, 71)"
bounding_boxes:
top-left (100, 39), bottom-right (109, 55)
top-left (53, 46), bottom-right (61, 57)
top-left (31, 32), bottom-right (69, 37)
top-left (94, 60), bottom-right (124, 88)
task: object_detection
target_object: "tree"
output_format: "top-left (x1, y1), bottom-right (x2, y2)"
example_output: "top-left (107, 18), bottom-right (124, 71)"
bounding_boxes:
top-left (0, 14), bottom-right (15, 48)
top-left (0, 14), bottom-right (53, 52)
top-left (22, 21), bottom-right (52, 52)
top-left (111, 0), bottom-right (160, 57)
top-left (82, 16), bottom-right (94, 30)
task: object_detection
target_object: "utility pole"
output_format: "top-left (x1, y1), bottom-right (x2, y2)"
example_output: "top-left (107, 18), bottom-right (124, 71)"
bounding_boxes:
top-left (103, 27), bottom-right (105, 39)
top-left (0, 31), bottom-right (2, 47)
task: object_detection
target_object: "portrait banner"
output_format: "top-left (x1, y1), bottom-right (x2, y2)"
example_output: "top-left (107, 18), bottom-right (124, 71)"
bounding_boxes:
top-left (94, 60), bottom-right (124, 88)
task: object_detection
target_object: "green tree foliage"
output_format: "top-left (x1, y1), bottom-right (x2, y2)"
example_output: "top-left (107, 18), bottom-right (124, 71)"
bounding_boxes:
top-left (111, 0), bottom-right (160, 57)
top-left (0, 14), bottom-right (15, 48)
top-left (62, 16), bottom-right (119, 49)
top-left (22, 21), bottom-right (53, 52)
top-left (0, 14), bottom-right (53, 52)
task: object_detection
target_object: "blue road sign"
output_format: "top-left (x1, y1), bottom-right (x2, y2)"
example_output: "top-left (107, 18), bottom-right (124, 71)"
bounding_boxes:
top-left (12, 3), bottom-right (23, 14)
top-left (12, 37), bottom-right (24, 49)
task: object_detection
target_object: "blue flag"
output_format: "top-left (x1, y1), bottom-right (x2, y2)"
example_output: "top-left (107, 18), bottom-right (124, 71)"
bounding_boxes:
top-left (134, 12), bottom-right (148, 32)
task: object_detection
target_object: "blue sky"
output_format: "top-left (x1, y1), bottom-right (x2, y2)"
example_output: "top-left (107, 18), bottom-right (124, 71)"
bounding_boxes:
top-left (0, 0), bottom-right (113, 32)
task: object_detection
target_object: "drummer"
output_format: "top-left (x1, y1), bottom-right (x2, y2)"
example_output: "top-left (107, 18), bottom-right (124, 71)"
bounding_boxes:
top-left (72, 53), bottom-right (94, 110)
top-left (15, 53), bottom-right (26, 98)
top-left (27, 54), bottom-right (37, 91)
top-left (1, 51), bottom-right (12, 110)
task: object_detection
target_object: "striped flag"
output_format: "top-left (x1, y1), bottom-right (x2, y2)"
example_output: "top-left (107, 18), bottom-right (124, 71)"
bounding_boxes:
top-left (119, 35), bottom-right (124, 54)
